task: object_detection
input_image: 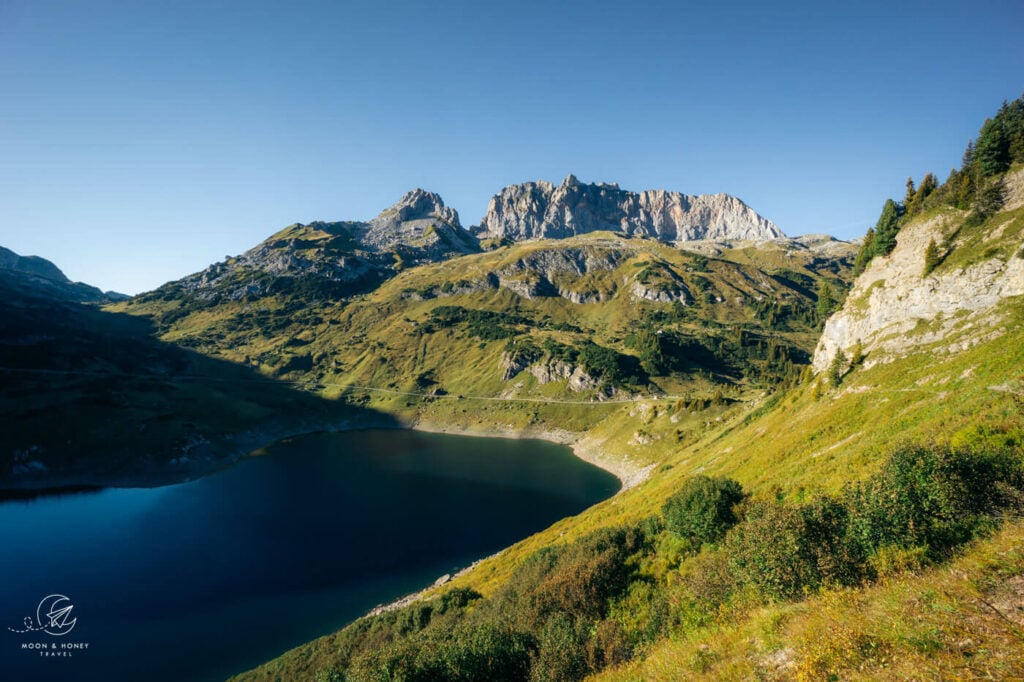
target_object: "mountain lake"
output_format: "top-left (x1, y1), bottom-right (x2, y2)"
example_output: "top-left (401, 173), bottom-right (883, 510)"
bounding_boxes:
top-left (0, 429), bottom-right (620, 681)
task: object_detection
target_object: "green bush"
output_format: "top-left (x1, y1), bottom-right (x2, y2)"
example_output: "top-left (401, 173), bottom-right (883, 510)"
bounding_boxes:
top-left (725, 496), bottom-right (867, 600)
top-left (844, 443), bottom-right (1024, 557)
top-left (726, 501), bottom-right (822, 600)
top-left (526, 527), bottom-right (642, 623)
top-left (529, 614), bottom-right (588, 682)
top-left (347, 621), bottom-right (535, 682)
top-left (608, 580), bottom-right (670, 648)
top-left (662, 476), bottom-right (745, 545)
top-left (585, 618), bottom-right (632, 670)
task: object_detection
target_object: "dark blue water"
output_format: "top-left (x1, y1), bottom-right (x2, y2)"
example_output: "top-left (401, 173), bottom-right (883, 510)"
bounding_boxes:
top-left (0, 429), bottom-right (619, 681)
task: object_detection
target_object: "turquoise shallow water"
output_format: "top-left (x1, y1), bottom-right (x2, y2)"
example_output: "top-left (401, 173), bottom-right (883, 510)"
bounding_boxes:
top-left (0, 429), bottom-right (619, 681)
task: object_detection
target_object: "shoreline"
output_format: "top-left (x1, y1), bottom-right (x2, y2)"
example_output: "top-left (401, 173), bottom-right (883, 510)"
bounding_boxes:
top-left (2, 414), bottom-right (655, 673)
top-left (355, 420), bottom-right (656, 619)
top-left (1, 414), bottom-right (653, 494)
top-left (405, 420), bottom-right (655, 491)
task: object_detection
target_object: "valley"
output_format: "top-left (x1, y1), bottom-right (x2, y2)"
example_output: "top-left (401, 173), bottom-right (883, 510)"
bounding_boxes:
top-left (3, 95), bottom-right (1024, 681)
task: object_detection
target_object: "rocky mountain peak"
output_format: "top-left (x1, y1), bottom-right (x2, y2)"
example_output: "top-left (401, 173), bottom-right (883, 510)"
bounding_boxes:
top-left (371, 188), bottom-right (461, 231)
top-left (474, 176), bottom-right (784, 243)
top-left (175, 189), bottom-right (477, 302)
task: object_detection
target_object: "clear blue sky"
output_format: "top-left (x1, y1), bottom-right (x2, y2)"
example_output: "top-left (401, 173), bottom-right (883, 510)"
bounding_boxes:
top-left (1, 0), bottom-right (1021, 294)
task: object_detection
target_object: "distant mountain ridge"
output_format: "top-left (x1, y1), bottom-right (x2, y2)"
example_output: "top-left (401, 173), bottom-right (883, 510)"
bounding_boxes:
top-left (473, 174), bottom-right (784, 242)
top-left (161, 181), bottom-right (784, 301)
top-left (155, 179), bottom-right (786, 301)
top-left (0, 245), bottom-right (126, 303)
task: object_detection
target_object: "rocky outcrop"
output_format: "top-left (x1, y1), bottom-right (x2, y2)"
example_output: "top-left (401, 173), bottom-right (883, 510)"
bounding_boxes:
top-left (630, 280), bottom-right (689, 303)
top-left (812, 168), bottom-right (1024, 372)
top-left (360, 189), bottom-right (475, 256)
top-left (493, 244), bottom-right (628, 302)
top-left (474, 174), bottom-right (784, 243)
top-left (528, 359), bottom-right (601, 392)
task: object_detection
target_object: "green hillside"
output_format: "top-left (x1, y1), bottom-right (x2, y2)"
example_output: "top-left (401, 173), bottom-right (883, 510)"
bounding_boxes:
top-left (226, 100), bottom-right (1024, 681)
top-left (6, 92), bottom-right (1022, 682)
top-left (118, 233), bottom-right (853, 454)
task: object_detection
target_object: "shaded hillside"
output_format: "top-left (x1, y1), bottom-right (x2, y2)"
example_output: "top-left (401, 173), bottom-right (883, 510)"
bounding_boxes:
top-left (166, 189), bottom-right (478, 304)
top-left (0, 276), bottom-right (394, 490)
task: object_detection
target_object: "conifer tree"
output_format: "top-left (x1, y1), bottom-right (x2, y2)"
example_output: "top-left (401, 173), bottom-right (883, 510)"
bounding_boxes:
top-left (853, 227), bottom-right (876, 274)
top-left (975, 176), bottom-right (1006, 217)
top-left (923, 238), bottom-right (940, 276)
top-left (873, 199), bottom-right (904, 255)
top-left (850, 340), bottom-right (865, 367)
top-left (976, 118), bottom-right (1010, 176)
top-left (828, 349), bottom-right (847, 388)
top-left (961, 139), bottom-right (975, 172)
top-left (903, 177), bottom-right (916, 207)
top-left (816, 280), bottom-right (837, 321)
top-left (956, 171), bottom-right (975, 210)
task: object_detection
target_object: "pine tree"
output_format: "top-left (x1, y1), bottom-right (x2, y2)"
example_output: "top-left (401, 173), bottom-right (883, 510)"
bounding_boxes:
top-left (816, 280), bottom-right (837, 322)
top-left (942, 168), bottom-right (960, 207)
top-left (919, 172), bottom-right (938, 198)
top-left (956, 170), bottom-right (975, 210)
top-left (873, 199), bottom-right (904, 255)
top-left (923, 238), bottom-right (940, 276)
top-left (976, 118), bottom-right (1010, 176)
top-left (975, 176), bottom-right (1006, 217)
top-left (828, 349), bottom-right (847, 388)
top-left (850, 340), bottom-right (865, 367)
top-left (811, 378), bottom-right (823, 400)
top-left (904, 177), bottom-right (917, 207)
top-left (853, 227), bottom-right (876, 274)
top-left (961, 139), bottom-right (975, 172)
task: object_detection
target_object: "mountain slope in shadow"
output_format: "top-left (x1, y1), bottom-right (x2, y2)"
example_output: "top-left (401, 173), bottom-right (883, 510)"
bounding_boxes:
top-left (0, 273), bottom-right (397, 491)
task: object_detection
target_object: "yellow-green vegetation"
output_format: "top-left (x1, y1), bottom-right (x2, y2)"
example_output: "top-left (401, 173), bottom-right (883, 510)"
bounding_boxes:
top-left (596, 520), bottom-right (1024, 681)
top-left (116, 232), bottom-right (851, 458)
top-left (233, 439), bottom-right (1024, 682)
top-left (224, 259), bottom-right (1024, 681)
top-left (227, 97), bottom-right (1024, 681)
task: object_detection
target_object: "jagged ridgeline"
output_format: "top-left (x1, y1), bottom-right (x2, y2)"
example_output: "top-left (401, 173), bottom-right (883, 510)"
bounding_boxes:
top-left (119, 180), bottom-right (853, 411)
top-left (1, 178), bottom-right (850, 488)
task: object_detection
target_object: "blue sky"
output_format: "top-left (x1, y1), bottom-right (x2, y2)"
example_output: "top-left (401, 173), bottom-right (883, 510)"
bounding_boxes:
top-left (1, 0), bottom-right (1021, 294)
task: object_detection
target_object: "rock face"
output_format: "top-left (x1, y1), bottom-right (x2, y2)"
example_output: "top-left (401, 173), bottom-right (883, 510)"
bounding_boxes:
top-left (812, 167), bottom-right (1024, 372)
top-left (0, 245), bottom-right (125, 303)
top-left (360, 189), bottom-right (471, 253)
top-left (474, 174), bottom-right (785, 243)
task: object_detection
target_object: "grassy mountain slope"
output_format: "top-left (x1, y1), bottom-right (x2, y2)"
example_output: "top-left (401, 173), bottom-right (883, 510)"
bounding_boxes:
top-left (118, 233), bottom-right (853, 457)
top-left (230, 162), bottom-right (1024, 679)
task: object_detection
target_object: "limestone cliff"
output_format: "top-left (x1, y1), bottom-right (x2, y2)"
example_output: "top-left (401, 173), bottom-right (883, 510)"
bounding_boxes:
top-left (812, 167), bottom-right (1024, 372)
top-left (474, 174), bottom-right (784, 242)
